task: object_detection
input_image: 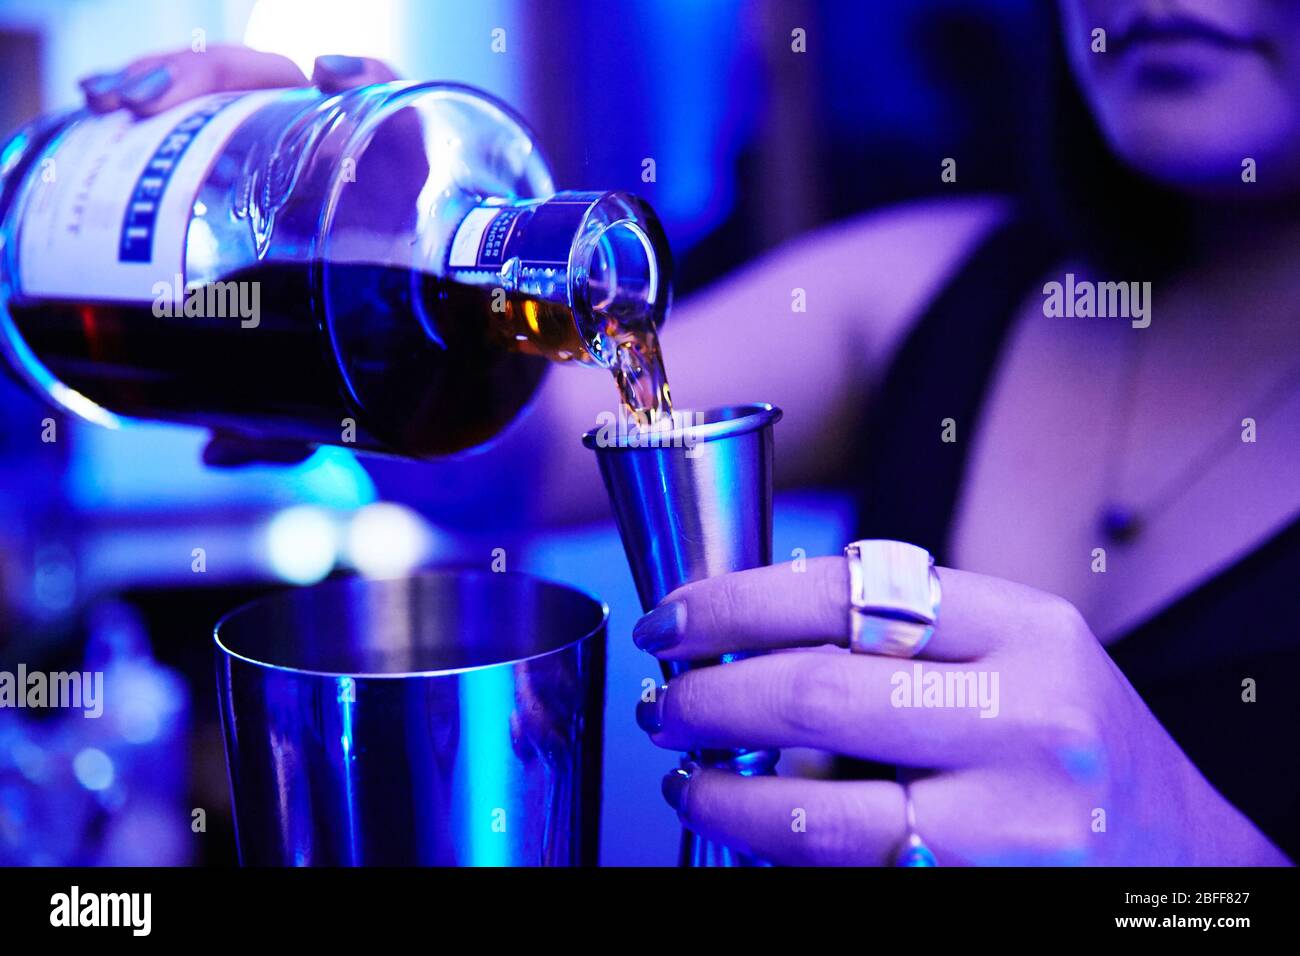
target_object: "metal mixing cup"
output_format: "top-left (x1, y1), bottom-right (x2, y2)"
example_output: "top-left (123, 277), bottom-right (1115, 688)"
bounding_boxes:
top-left (215, 570), bottom-right (608, 866)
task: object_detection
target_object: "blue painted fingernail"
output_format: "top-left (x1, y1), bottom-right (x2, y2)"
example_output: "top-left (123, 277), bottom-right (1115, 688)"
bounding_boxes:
top-left (661, 761), bottom-right (698, 813)
top-left (317, 55), bottom-right (366, 76)
top-left (636, 684), bottom-right (668, 735)
top-left (79, 70), bottom-right (128, 98)
top-left (633, 601), bottom-right (685, 653)
top-left (120, 66), bottom-right (173, 105)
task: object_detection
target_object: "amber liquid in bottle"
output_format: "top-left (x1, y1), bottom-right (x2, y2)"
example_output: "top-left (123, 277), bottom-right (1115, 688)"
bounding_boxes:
top-left (8, 259), bottom-right (672, 455)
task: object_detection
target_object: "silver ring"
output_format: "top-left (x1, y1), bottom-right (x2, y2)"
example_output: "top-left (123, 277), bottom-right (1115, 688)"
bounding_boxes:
top-left (894, 784), bottom-right (938, 867)
top-left (843, 539), bottom-right (941, 657)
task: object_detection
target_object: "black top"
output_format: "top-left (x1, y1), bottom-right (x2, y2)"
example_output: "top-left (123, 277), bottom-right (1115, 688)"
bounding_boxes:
top-left (851, 214), bottom-right (1300, 862)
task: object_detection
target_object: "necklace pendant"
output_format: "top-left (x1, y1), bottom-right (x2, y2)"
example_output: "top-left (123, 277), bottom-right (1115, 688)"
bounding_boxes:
top-left (1100, 505), bottom-right (1141, 544)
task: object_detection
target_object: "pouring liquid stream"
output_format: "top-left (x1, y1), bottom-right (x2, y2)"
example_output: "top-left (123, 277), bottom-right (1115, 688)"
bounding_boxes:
top-left (611, 321), bottom-right (672, 429)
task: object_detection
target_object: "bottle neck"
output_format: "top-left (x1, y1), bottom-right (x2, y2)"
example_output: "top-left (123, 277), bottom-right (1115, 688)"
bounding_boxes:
top-left (446, 189), bottom-right (672, 368)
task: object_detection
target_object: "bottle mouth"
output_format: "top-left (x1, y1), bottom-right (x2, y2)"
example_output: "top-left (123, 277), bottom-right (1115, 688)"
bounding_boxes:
top-left (588, 220), bottom-right (659, 316)
top-left (568, 191), bottom-right (672, 368)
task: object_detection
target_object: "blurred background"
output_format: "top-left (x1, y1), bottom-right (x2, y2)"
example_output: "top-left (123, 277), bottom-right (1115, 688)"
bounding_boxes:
top-left (0, 0), bottom-right (1049, 865)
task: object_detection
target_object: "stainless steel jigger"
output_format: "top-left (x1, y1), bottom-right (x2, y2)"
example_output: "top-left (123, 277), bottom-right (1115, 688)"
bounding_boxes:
top-left (583, 403), bottom-right (782, 866)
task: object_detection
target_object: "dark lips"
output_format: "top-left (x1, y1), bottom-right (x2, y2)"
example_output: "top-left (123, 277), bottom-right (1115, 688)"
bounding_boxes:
top-left (1114, 15), bottom-right (1265, 55)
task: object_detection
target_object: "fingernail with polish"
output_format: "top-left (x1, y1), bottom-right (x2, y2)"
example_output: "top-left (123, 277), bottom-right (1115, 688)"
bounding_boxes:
top-left (317, 55), bottom-right (366, 76)
top-left (635, 684), bottom-right (668, 735)
top-left (79, 70), bottom-right (127, 98)
top-left (661, 762), bottom-right (698, 813)
top-left (633, 601), bottom-right (685, 653)
top-left (120, 66), bottom-right (173, 105)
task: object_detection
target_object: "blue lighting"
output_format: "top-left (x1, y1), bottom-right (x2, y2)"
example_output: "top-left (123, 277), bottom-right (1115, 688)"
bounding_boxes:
top-left (72, 748), bottom-right (114, 792)
top-left (337, 677), bottom-right (360, 865)
top-left (455, 666), bottom-right (515, 866)
top-left (66, 423), bottom-right (376, 512)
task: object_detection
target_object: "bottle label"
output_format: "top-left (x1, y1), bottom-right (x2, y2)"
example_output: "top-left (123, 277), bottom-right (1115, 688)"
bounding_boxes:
top-left (17, 90), bottom-right (281, 302)
top-left (448, 206), bottom-right (521, 269)
top-left (447, 195), bottom-right (599, 273)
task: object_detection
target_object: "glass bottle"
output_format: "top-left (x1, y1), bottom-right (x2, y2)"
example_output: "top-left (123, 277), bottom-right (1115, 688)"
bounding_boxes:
top-left (0, 82), bottom-right (672, 458)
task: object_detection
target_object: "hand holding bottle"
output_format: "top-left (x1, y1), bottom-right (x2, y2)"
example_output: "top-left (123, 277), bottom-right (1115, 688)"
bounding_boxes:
top-left (79, 45), bottom-right (397, 117)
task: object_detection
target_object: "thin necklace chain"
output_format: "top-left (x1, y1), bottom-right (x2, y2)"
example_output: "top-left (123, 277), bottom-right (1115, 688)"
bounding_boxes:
top-left (1101, 334), bottom-right (1300, 539)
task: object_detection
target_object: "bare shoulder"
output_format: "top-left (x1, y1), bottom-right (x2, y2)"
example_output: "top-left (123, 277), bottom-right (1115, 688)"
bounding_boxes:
top-left (816, 193), bottom-right (1013, 274)
top-left (690, 194), bottom-right (1015, 362)
top-left (800, 194), bottom-right (1014, 354)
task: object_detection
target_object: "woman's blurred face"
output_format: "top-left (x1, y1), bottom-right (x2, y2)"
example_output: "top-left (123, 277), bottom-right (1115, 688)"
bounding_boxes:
top-left (1061, 0), bottom-right (1300, 193)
